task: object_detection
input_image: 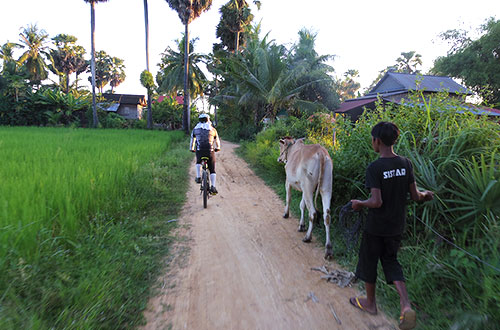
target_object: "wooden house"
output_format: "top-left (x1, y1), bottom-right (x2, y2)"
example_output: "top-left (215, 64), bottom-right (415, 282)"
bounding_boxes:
top-left (102, 93), bottom-right (147, 120)
top-left (335, 72), bottom-right (500, 120)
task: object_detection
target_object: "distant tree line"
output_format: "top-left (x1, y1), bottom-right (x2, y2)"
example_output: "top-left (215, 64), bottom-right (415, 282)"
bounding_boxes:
top-left (1, 0), bottom-right (499, 131)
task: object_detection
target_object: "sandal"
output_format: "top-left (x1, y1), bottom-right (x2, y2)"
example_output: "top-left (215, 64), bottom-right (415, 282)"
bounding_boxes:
top-left (399, 309), bottom-right (416, 330)
top-left (349, 297), bottom-right (377, 315)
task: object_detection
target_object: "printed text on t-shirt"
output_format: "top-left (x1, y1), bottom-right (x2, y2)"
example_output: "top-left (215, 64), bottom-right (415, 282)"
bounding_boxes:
top-left (383, 168), bottom-right (406, 179)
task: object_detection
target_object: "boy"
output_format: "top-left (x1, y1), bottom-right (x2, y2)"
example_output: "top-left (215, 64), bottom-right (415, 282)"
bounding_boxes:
top-left (349, 122), bottom-right (433, 330)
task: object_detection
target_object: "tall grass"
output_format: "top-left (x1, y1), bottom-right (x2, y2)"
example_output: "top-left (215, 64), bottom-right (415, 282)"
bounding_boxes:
top-left (0, 127), bottom-right (192, 329)
top-left (238, 93), bottom-right (500, 329)
top-left (1, 127), bottom-right (172, 262)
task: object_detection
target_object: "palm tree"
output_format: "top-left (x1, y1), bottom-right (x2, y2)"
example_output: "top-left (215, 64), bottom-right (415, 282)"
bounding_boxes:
top-left (338, 69), bottom-right (361, 101)
top-left (1, 42), bottom-right (26, 101)
top-left (157, 36), bottom-right (207, 99)
top-left (216, 40), bottom-right (299, 123)
top-left (216, 0), bottom-right (256, 52)
top-left (74, 56), bottom-right (89, 91)
top-left (213, 29), bottom-right (337, 126)
top-left (50, 34), bottom-right (87, 93)
top-left (164, 0), bottom-right (212, 134)
top-left (109, 57), bottom-right (126, 93)
top-left (289, 28), bottom-right (339, 112)
top-left (91, 50), bottom-right (112, 93)
top-left (18, 24), bottom-right (50, 87)
top-left (84, 0), bottom-right (109, 127)
top-left (0, 42), bottom-right (21, 68)
top-left (143, 0), bottom-right (153, 128)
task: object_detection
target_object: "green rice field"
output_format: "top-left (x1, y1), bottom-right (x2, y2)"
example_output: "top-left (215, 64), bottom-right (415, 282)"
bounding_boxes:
top-left (0, 127), bottom-right (192, 329)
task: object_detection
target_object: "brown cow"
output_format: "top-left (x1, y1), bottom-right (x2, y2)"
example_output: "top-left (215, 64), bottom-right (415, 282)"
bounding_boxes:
top-left (278, 137), bottom-right (333, 259)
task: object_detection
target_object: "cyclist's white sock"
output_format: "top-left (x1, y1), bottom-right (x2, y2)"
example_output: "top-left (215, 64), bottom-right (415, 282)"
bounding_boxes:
top-left (210, 173), bottom-right (216, 187)
top-left (196, 164), bottom-right (201, 178)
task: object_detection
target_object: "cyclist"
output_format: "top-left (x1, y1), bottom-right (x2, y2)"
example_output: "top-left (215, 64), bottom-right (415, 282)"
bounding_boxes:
top-left (190, 113), bottom-right (221, 194)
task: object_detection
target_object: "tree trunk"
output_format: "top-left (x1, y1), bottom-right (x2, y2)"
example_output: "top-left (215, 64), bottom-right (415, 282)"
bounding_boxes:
top-left (66, 70), bottom-right (70, 93)
top-left (183, 23), bottom-right (191, 134)
top-left (235, 31), bottom-right (240, 52)
top-left (214, 78), bottom-right (218, 126)
top-left (144, 0), bottom-right (153, 129)
top-left (90, 2), bottom-right (99, 128)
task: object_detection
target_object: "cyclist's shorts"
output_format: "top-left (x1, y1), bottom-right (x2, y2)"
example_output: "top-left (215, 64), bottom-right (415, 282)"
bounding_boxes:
top-left (196, 150), bottom-right (215, 173)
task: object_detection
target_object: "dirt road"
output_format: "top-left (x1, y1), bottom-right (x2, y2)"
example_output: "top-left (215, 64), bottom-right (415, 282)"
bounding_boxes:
top-left (142, 141), bottom-right (397, 330)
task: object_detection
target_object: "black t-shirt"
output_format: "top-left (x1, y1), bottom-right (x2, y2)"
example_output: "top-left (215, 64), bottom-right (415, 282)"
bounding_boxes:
top-left (364, 156), bottom-right (415, 236)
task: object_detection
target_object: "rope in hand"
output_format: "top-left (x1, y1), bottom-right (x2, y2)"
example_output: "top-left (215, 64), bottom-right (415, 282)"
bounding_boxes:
top-left (338, 201), bottom-right (365, 253)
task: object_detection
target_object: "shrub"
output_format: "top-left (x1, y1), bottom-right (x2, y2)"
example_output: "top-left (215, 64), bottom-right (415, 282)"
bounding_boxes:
top-left (239, 91), bottom-right (500, 329)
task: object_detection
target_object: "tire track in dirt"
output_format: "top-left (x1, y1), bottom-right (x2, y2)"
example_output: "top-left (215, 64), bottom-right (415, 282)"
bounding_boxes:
top-left (141, 141), bottom-right (398, 330)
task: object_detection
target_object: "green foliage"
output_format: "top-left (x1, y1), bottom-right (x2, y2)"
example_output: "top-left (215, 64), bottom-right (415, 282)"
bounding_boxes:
top-left (101, 112), bottom-right (126, 128)
top-left (164, 0), bottom-right (213, 25)
top-left (49, 34), bottom-right (87, 93)
top-left (156, 36), bottom-right (208, 99)
top-left (215, 0), bottom-right (255, 52)
top-left (432, 18), bottom-right (500, 105)
top-left (337, 69), bottom-right (361, 101)
top-left (149, 97), bottom-right (183, 129)
top-left (140, 70), bottom-right (156, 90)
top-left (0, 127), bottom-right (192, 329)
top-left (17, 24), bottom-right (51, 86)
top-left (239, 92), bottom-right (500, 329)
top-left (211, 25), bottom-right (340, 140)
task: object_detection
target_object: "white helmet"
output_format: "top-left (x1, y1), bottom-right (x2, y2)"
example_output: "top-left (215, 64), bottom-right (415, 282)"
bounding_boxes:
top-left (198, 113), bottom-right (210, 122)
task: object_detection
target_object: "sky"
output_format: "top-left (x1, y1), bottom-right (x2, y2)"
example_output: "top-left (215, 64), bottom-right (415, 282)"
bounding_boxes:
top-left (1, 0), bottom-right (499, 103)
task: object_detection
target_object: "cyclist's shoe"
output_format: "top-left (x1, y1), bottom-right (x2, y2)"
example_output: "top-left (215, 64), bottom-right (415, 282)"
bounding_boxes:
top-left (210, 186), bottom-right (218, 195)
top-left (195, 177), bottom-right (201, 184)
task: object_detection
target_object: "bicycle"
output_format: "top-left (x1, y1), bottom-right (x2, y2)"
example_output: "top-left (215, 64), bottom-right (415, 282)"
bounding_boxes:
top-left (200, 156), bottom-right (211, 208)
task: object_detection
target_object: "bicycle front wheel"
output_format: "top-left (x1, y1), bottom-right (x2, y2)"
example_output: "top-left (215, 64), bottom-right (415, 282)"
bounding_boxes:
top-left (202, 170), bottom-right (208, 208)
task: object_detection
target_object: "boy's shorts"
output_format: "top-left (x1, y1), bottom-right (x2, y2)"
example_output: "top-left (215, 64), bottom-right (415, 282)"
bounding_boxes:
top-left (355, 231), bottom-right (405, 284)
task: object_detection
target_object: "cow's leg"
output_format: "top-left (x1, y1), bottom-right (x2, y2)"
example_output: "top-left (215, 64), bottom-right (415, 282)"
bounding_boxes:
top-left (283, 180), bottom-right (291, 218)
top-left (298, 196), bottom-right (306, 232)
top-left (302, 190), bottom-right (316, 243)
top-left (322, 192), bottom-right (333, 259)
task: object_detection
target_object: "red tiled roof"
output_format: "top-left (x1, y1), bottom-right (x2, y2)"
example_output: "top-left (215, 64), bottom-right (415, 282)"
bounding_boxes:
top-left (155, 95), bottom-right (184, 105)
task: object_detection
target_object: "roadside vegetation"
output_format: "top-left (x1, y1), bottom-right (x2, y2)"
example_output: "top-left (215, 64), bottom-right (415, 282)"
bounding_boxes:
top-left (0, 127), bottom-right (192, 329)
top-left (238, 93), bottom-right (500, 329)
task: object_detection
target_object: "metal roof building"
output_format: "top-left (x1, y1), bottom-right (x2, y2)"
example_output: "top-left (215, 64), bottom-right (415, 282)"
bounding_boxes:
top-left (335, 72), bottom-right (499, 120)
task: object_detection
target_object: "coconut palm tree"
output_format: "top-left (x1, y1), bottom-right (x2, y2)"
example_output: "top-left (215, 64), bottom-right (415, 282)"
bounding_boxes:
top-left (214, 30), bottom-right (337, 126)
top-left (1, 42), bottom-right (27, 101)
top-left (18, 24), bottom-right (50, 87)
top-left (164, 0), bottom-right (212, 134)
top-left (157, 36), bottom-right (207, 99)
top-left (84, 0), bottom-right (109, 127)
top-left (289, 28), bottom-right (339, 111)
top-left (0, 42), bottom-right (21, 69)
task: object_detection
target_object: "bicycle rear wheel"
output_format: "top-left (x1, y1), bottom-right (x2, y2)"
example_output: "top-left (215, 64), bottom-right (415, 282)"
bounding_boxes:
top-left (202, 170), bottom-right (208, 208)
